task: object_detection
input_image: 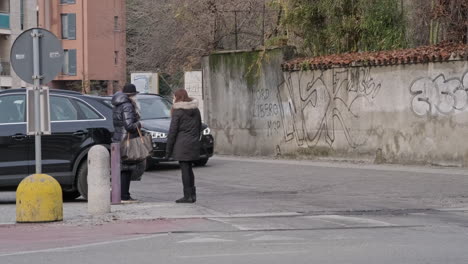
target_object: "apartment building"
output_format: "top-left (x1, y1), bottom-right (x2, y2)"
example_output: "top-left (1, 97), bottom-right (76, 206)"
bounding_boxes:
top-left (38, 0), bottom-right (126, 95)
top-left (0, 0), bottom-right (38, 89)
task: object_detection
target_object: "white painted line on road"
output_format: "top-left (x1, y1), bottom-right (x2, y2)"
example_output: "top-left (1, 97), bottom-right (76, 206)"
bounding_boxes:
top-left (177, 250), bottom-right (310, 259)
top-left (304, 215), bottom-right (395, 227)
top-left (213, 212), bottom-right (302, 218)
top-left (254, 242), bottom-right (313, 246)
top-left (178, 237), bottom-right (234, 243)
top-left (0, 233), bottom-right (168, 258)
top-left (250, 235), bottom-right (305, 241)
top-left (244, 232), bottom-right (263, 237)
top-left (150, 212), bottom-right (302, 219)
top-left (210, 218), bottom-right (291, 231)
top-left (437, 207), bottom-right (468, 212)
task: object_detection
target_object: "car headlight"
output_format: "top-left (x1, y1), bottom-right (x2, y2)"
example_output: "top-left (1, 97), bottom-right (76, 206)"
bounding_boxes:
top-left (149, 131), bottom-right (167, 139)
top-left (203, 127), bottom-right (211, 135)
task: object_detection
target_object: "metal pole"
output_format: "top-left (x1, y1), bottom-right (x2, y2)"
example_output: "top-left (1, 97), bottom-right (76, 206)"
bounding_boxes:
top-left (111, 143), bottom-right (121, 204)
top-left (32, 29), bottom-right (42, 174)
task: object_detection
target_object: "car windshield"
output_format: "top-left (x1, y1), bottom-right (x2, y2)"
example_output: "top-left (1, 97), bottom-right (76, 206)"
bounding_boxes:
top-left (138, 97), bottom-right (172, 120)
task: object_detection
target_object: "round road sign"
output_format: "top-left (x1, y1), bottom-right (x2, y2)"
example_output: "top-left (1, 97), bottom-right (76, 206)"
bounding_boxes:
top-left (10, 28), bottom-right (64, 85)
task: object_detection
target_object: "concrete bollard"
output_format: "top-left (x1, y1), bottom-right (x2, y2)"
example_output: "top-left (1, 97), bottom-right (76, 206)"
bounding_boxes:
top-left (87, 145), bottom-right (111, 215)
top-left (16, 174), bottom-right (63, 223)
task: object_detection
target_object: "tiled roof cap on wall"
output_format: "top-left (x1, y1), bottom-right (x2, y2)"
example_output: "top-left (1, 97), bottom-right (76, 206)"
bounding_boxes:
top-left (282, 42), bottom-right (468, 71)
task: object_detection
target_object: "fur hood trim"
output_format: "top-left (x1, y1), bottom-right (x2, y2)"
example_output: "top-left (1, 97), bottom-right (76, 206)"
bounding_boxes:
top-left (173, 98), bottom-right (199, 110)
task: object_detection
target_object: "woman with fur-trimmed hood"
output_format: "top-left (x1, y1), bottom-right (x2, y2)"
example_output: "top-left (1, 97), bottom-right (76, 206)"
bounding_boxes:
top-left (166, 88), bottom-right (202, 203)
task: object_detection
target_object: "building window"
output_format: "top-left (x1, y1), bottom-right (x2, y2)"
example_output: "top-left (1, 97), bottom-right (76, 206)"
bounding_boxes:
top-left (62, 49), bottom-right (77, 76)
top-left (114, 16), bottom-right (119, 31)
top-left (0, 0), bottom-right (10, 13)
top-left (114, 51), bottom-right (118, 65)
top-left (60, 0), bottom-right (76, 4)
top-left (61, 14), bottom-right (76, 40)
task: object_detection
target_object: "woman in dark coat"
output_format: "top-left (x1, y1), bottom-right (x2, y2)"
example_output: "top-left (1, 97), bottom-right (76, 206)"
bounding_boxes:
top-left (166, 89), bottom-right (202, 203)
top-left (111, 83), bottom-right (142, 203)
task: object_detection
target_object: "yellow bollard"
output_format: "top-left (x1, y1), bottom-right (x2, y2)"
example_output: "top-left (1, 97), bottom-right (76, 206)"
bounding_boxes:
top-left (16, 174), bottom-right (63, 223)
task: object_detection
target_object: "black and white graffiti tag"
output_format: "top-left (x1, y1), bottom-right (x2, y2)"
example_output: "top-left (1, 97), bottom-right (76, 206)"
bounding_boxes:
top-left (410, 71), bottom-right (468, 117)
top-left (279, 68), bottom-right (381, 149)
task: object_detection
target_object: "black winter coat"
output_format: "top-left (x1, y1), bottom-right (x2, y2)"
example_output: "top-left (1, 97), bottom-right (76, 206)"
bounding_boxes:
top-left (166, 99), bottom-right (202, 161)
top-left (111, 92), bottom-right (141, 143)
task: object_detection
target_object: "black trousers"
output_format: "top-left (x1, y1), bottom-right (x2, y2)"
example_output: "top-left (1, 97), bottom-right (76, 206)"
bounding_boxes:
top-left (121, 170), bottom-right (132, 200)
top-left (179, 161), bottom-right (195, 188)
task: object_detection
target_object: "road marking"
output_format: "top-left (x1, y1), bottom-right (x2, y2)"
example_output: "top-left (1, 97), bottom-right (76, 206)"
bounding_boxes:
top-left (0, 233), bottom-right (168, 257)
top-left (304, 215), bottom-right (394, 227)
top-left (178, 237), bottom-right (234, 243)
top-left (250, 235), bottom-right (304, 241)
top-left (140, 212), bottom-right (302, 220)
top-left (177, 250), bottom-right (310, 258)
top-left (437, 207), bottom-right (468, 212)
top-left (211, 218), bottom-right (291, 231)
top-left (254, 242), bottom-right (313, 246)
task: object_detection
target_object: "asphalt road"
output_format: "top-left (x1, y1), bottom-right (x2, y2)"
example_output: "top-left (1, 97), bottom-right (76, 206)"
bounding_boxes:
top-left (138, 156), bottom-right (468, 213)
top-left (1, 156), bottom-right (468, 263)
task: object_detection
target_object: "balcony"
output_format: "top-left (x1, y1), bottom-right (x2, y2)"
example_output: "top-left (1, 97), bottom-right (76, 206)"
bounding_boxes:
top-left (0, 13), bottom-right (9, 29)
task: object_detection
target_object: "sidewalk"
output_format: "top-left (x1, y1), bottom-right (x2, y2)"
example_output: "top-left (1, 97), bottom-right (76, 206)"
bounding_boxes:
top-left (0, 198), bottom-right (226, 226)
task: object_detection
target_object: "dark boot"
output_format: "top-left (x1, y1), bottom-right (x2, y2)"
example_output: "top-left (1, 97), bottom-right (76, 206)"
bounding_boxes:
top-left (176, 188), bottom-right (194, 203)
top-left (191, 187), bottom-right (196, 202)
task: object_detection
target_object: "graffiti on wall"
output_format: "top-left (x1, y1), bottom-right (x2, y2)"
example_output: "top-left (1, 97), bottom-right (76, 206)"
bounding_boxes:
top-left (410, 71), bottom-right (468, 117)
top-left (278, 68), bottom-right (381, 148)
top-left (252, 86), bottom-right (283, 137)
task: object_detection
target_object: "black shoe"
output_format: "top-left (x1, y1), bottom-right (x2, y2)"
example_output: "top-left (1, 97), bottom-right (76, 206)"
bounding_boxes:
top-left (191, 187), bottom-right (196, 202)
top-left (175, 196), bottom-right (194, 203)
top-left (176, 188), bottom-right (195, 203)
top-left (121, 197), bottom-right (139, 204)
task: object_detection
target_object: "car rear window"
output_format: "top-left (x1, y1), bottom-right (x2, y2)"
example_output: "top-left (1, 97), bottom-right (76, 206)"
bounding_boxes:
top-left (0, 94), bottom-right (25, 124)
top-left (76, 100), bottom-right (102, 120)
top-left (50, 96), bottom-right (78, 121)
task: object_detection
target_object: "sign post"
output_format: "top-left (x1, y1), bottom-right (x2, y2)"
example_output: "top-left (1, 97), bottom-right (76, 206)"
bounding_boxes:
top-left (10, 28), bottom-right (64, 174)
top-left (32, 29), bottom-right (42, 173)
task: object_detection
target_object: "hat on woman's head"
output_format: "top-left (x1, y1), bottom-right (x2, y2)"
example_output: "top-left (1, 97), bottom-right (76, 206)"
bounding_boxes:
top-left (122, 83), bottom-right (139, 95)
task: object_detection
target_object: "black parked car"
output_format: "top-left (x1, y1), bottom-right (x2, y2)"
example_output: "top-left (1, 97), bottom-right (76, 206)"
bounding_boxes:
top-left (0, 90), bottom-right (214, 199)
top-left (0, 89), bottom-right (113, 200)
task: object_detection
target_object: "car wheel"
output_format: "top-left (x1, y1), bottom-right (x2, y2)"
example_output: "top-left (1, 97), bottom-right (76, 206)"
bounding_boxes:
top-left (76, 160), bottom-right (88, 200)
top-left (193, 158), bottom-right (208, 167)
top-left (62, 190), bottom-right (81, 200)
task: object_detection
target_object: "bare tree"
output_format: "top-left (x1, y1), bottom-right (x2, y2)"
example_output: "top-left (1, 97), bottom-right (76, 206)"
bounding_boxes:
top-left (126, 0), bottom-right (280, 79)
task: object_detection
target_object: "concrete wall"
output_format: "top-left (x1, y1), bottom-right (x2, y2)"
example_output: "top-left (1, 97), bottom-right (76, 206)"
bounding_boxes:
top-left (203, 48), bottom-right (468, 166)
top-left (184, 71), bottom-right (204, 121)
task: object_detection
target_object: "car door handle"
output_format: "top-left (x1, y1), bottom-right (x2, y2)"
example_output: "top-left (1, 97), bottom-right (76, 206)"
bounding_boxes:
top-left (11, 134), bottom-right (27, 141)
top-left (73, 130), bottom-right (88, 137)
